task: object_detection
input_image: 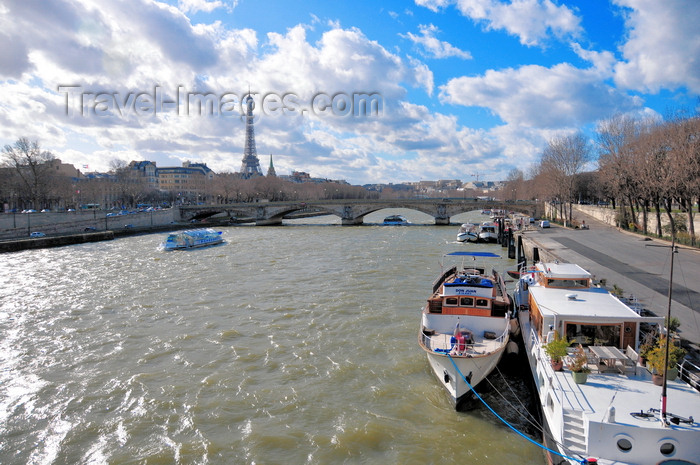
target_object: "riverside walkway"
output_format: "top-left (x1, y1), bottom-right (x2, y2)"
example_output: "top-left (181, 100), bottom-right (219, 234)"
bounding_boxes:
top-left (521, 211), bottom-right (700, 352)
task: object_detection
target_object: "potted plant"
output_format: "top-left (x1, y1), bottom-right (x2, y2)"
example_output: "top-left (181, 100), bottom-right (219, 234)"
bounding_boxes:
top-left (638, 329), bottom-right (657, 367)
top-left (647, 336), bottom-right (686, 385)
top-left (544, 333), bottom-right (570, 371)
top-left (568, 344), bottom-right (591, 384)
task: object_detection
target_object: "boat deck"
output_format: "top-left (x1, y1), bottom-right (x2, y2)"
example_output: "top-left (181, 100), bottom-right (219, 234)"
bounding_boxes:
top-left (552, 363), bottom-right (699, 428)
top-left (424, 332), bottom-right (505, 357)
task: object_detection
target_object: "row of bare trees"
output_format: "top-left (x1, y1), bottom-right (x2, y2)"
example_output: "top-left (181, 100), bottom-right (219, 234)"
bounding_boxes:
top-left (596, 113), bottom-right (699, 244)
top-left (1, 138), bottom-right (380, 211)
top-left (505, 112), bottom-right (699, 246)
top-left (210, 173), bottom-right (376, 203)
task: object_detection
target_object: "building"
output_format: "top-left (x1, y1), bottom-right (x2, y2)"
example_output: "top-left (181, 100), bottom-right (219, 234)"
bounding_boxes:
top-left (46, 158), bottom-right (83, 179)
top-left (267, 154), bottom-right (276, 177)
top-left (156, 161), bottom-right (214, 199)
top-left (129, 161), bottom-right (158, 189)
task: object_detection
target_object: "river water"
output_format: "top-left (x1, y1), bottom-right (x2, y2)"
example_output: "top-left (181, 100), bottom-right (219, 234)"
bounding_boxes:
top-left (1, 209), bottom-right (545, 464)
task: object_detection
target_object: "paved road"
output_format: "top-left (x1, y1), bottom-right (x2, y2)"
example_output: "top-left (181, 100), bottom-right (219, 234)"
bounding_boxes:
top-left (521, 212), bottom-right (700, 351)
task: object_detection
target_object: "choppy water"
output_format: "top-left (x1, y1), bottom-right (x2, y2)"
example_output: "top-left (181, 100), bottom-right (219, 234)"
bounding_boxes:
top-left (1, 210), bottom-right (544, 464)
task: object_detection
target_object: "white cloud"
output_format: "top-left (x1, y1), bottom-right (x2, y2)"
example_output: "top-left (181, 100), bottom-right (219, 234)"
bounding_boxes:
top-left (440, 61), bottom-right (641, 129)
top-left (613, 0), bottom-right (700, 93)
top-left (414, 0), bottom-right (451, 13)
top-left (415, 0), bottom-right (582, 47)
top-left (407, 57), bottom-right (435, 96)
top-left (401, 24), bottom-right (472, 59)
top-left (177, 0), bottom-right (227, 14)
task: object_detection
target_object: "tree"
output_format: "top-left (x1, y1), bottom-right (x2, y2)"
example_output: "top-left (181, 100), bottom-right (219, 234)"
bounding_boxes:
top-left (667, 114), bottom-right (700, 245)
top-left (540, 133), bottom-right (591, 224)
top-left (1, 138), bottom-right (56, 209)
top-left (503, 168), bottom-right (525, 201)
top-left (596, 114), bottom-right (643, 229)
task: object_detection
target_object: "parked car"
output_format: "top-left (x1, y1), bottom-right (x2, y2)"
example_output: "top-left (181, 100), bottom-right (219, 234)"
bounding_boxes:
top-left (29, 232), bottom-right (46, 238)
top-left (124, 224), bottom-right (134, 229)
top-left (540, 220), bottom-right (550, 228)
top-left (84, 227), bottom-right (97, 232)
top-left (41, 209), bottom-right (51, 213)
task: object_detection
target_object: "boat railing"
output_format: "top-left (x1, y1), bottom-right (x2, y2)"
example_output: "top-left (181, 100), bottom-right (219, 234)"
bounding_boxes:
top-left (679, 357), bottom-right (700, 392)
top-left (493, 321), bottom-right (510, 345)
top-left (422, 322), bottom-right (509, 355)
top-left (420, 331), bottom-right (453, 353)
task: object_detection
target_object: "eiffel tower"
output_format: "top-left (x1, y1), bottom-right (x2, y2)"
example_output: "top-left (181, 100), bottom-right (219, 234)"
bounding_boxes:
top-left (240, 93), bottom-right (262, 178)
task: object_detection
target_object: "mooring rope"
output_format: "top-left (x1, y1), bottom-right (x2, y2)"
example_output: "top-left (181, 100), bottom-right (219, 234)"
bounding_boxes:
top-left (487, 364), bottom-right (545, 434)
top-left (447, 354), bottom-right (587, 465)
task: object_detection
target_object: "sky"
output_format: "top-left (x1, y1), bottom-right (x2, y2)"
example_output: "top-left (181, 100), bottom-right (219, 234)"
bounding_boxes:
top-left (1, 0), bottom-right (699, 185)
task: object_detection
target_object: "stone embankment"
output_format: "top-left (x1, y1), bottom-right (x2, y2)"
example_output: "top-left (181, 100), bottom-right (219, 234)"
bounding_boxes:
top-left (0, 209), bottom-right (179, 240)
top-left (0, 231), bottom-right (116, 253)
top-left (0, 208), bottom-right (237, 253)
top-left (550, 203), bottom-right (700, 233)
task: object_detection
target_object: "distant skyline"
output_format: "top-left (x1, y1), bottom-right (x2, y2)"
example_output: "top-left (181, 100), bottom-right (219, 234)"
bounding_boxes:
top-left (1, 0), bottom-right (699, 185)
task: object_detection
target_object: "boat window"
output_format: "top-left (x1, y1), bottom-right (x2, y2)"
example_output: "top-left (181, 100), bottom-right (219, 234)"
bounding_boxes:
top-left (617, 438), bottom-right (632, 452)
top-left (444, 297), bottom-right (459, 306)
top-left (460, 297), bottom-right (474, 306)
top-left (660, 443), bottom-right (675, 456)
top-left (565, 323), bottom-right (621, 347)
top-left (475, 298), bottom-right (489, 308)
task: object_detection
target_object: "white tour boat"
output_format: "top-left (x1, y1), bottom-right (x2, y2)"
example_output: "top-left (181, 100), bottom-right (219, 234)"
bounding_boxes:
top-left (456, 223), bottom-right (478, 242)
top-left (161, 228), bottom-right (224, 250)
top-left (514, 261), bottom-right (700, 465)
top-left (383, 215), bottom-right (410, 225)
top-left (478, 222), bottom-right (499, 243)
top-left (419, 252), bottom-right (512, 407)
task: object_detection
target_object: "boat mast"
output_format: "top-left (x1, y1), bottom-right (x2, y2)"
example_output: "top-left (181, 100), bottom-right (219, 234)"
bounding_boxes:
top-left (660, 237), bottom-right (677, 426)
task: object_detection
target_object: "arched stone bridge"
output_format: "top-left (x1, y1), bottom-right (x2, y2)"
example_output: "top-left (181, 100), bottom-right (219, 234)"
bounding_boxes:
top-left (179, 198), bottom-right (540, 226)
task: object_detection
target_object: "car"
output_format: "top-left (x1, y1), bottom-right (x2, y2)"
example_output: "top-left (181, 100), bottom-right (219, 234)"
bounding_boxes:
top-left (84, 227), bottom-right (97, 232)
top-left (29, 232), bottom-right (46, 238)
top-left (22, 209), bottom-right (37, 213)
top-left (540, 220), bottom-right (550, 228)
top-left (124, 224), bottom-right (134, 229)
top-left (41, 209), bottom-right (51, 213)
top-left (67, 208), bottom-right (76, 212)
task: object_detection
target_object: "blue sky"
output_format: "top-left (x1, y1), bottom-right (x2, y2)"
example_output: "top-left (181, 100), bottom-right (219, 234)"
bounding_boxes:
top-left (1, 0), bottom-right (699, 184)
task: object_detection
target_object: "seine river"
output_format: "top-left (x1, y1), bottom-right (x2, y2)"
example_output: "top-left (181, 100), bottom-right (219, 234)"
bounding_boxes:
top-left (1, 209), bottom-right (545, 464)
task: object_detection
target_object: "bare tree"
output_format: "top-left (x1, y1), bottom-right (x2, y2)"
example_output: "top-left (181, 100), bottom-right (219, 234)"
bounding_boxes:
top-left (1, 138), bottom-right (56, 209)
top-left (666, 113), bottom-right (700, 245)
top-left (596, 114), bottom-right (643, 228)
top-left (503, 168), bottom-right (525, 201)
top-left (540, 133), bottom-right (591, 224)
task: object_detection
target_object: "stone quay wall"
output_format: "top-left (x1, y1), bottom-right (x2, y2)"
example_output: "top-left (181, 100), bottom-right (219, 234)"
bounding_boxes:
top-left (0, 209), bottom-right (178, 240)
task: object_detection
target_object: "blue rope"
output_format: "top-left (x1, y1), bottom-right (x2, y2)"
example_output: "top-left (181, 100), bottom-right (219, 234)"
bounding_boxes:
top-left (446, 354), bottom-right (587, 465)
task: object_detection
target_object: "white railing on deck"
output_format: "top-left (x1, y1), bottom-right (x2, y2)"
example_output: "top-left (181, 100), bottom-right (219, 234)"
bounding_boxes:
top-left (679, 358), bottom-right (700, 392)
top-left (494, 322), bottom-right (509, 345)
top-left (532, 326), bottom-right (568, 445)
top-left (422, 319), bottom-right (509, 355)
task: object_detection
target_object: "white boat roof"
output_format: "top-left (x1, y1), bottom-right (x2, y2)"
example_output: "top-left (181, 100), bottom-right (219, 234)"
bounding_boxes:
top-left (529, 285), bottom-right (663, 324)
top-left (540, 262), bottom-right (591, 279)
